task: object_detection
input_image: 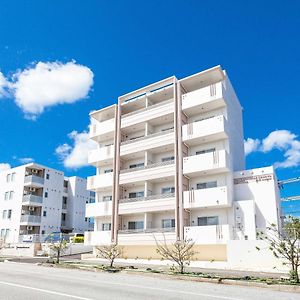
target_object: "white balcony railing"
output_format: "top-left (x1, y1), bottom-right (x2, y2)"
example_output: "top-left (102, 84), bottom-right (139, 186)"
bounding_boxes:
top-left (89, 118), bottom-right (115, 139)
top-left (184, 225), bottom-right (231, 244)
top-left (87, 172), bottom-right (113, 190)
top-left (183, 186), bottom-right (230, 209)
top-left (88, 145), bottom-right (114, 164)
top-left (120, 159), bottom-right (174, 174)
top-left (119, 192), bottom-right (175, 203)
top-left (119, 227), bottom-right (175, 234)
top-left (22, 194), bottom-right (43, 204)
top-left (182, 115), bottom-right (227, 142)
top-left (84, 231), bottom-right (111, 246)
top-left (182, 82), bottom-right (224, 112)
top-left (183, 150), bottom-right (230, 175)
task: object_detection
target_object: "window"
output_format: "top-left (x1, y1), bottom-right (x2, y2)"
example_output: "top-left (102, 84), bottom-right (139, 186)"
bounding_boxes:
top-left (44, 192), bottom-right (48, 198)
top-left (61, 213), bottom-right (66, 221)
top-left (102, 223), bottom-right (111, 231)
top-left (5, 229), bottom-right (10, 238)
top-left (85, 218), bottom-right (88, 222)
top-left (162, 219), bottom-right (175, 228)
top-left (2, 210), bottom-right (7, 219)
top-left (198, 216), bottom-right (219, 226)
top-left (128, 191), bottom-right (144, 198)
top-left (161, 187), bottom-right (175, 194)
top-left (11, 173), bottom-right (15, 182)
top-left (43, 211), bottom-right (47, 217)
top-left (46, 174), bottom-right (50, 180)
top-left (129, 163), bottom-right (144, 169)
top-left (41, 230), bottom-right (45, 234)
top-left (128, 221), bottom-right (144, 230)
top-left (196, 181), bottom-right (217, 190)
top-left (104, 169), bottom-right (113, 173)
top-left (9, 191), bottom-right (14, 200)
top-left (0, 229), bottom-right (5, 237)
top-left (63, 196), bottom-right (67, 204)
top-left (196, 148), bottom-right (215, 155)
top-left (7, 210), bottom-right (12, 219)
top-left (6, 174), bottom-right (11, 183)
top-left (4, 192), bottom-right (9, 201)
top-left (161, 156), bottom-right (174, 162)
top-left (103, 196), bottom-right (112, 202)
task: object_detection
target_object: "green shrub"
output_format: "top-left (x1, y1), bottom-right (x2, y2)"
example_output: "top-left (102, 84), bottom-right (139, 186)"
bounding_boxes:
top-left (72, 236), bottom-right (84, 243)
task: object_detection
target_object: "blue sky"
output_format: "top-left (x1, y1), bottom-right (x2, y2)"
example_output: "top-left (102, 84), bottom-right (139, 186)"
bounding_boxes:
top-left (0, 1), bottom-right (300, 204)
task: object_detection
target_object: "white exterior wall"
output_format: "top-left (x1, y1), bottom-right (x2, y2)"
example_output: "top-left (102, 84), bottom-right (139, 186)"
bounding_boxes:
top-left (85, 66), bottom-right (281, 260)
top-left (0, 163), bottom-right (91, 243)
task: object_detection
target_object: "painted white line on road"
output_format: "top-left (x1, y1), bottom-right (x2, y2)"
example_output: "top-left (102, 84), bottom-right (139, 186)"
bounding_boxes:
top-left (0, 281), bottom-right (95, 300)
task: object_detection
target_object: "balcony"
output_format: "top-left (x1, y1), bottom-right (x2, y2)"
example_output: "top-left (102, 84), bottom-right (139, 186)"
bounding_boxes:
top-left (118, 228), bottom-right (176, 245)
top-left (89, 118), bottom-right (115, 141)
top-left (120, 129), bottom-right (174, 156)
top-left (84, 231), bottom-right (111, 246)
top-left (20, 215), bottom-right (41, 224)
top-left (119, 193), bottom-right (175, 214)
top-left (182, 82), bottom-right (225, 115)
top-left (22, 194), bottom-right (43, 206)
top-left (183, 150), bottom-right (231, 176)
top-left (183, 186), bottom-right (231, 209)
top-left (120, 160), bottom-right (175, 184)
top-left (86, 201), bottom-right (112, 218)
top-left (87, 173), bottom-right (113, 190)
top-left (88, 145), bottom-right (114, 166)
top-left (184, 225), bottom-right (232, 244)
top-left (182, 115), bottom-right (228, 145)
top-left (86, 193), bottom-right (175, 217)
top-left (121, 99), bottom-right (174, 129)
top-left (24, 175), bottom-right (44, 187)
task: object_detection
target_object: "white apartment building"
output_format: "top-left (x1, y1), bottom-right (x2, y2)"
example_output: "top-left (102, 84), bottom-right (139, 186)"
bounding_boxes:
top-left (85, 66), bottom-right (281, 261)
top-left (0, 163), bottom-right (94, 243)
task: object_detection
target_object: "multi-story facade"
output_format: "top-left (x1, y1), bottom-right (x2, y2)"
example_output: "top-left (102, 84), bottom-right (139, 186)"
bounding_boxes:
top-left (85, 66), bottom-right (281, 260)
top-left (0, 163), bottom-right (94, 243)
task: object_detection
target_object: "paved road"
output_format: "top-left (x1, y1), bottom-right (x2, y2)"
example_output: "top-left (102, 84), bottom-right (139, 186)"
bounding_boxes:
top-left (0, 262), bottom-right (298, 300)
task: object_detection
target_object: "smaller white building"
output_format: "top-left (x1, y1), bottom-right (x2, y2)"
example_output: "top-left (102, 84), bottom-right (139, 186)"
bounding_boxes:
top-left (0, 163), bottom-right (94, 243)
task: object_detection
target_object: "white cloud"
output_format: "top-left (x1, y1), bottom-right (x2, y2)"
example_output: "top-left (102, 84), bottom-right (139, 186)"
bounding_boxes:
top-left (0, 163), bottom-right (11, 172)
top-left (55, 130), bottom-right (97, 169)
top-left (10, 61), bottom-right (93, 119)
top-left (244, 138), bottom-right (260, 155)
top-left (19, 157), bottom-right (34, 164)
top-left (244, 130), bottom-right (300, 169)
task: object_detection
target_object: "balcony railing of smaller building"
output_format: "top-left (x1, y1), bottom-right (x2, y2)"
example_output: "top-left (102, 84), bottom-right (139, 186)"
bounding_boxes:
top-left (24, 175), bottom-right (44, 185)
top-left (121, 128), bottom-right (174, 146)
top-left (119, 192), bottom-right (175, 204)
top-left (118, 227), bottom-right (175, 234)
top-left (120, 159), bottom-right (174, 174)
top-left (20, 215), bottom-right (41, 223)
top-left (22, 194), bottom-right (43, 204)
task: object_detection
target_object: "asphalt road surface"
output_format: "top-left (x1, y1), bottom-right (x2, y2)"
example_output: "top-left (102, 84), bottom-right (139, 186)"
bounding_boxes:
top-left (0, 262), bottom-right (298, 300)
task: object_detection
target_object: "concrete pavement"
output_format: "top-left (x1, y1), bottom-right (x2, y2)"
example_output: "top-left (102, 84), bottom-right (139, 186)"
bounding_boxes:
top-left (0, 262), bottom-right (298, 300)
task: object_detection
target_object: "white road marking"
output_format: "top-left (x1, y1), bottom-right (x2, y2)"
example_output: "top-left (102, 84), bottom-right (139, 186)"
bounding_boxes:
top-left (0, 281), bottom-right (94, 300)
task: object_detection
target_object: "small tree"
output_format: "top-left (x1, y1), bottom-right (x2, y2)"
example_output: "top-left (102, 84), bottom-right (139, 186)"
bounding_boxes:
top-left (96, 244), bottom-right (122, 268)
top-left (257, 216), bottom-right (300, 282)
top-left (155, 237), bottom-right (196, 274)
top-left (48, 234), bottom-right (69, 264)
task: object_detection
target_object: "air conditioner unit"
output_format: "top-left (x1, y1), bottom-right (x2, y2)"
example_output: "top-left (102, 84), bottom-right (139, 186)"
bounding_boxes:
top-left (29, 206), bottom-right (35, 211)
top-left (27, 226), bottom-right (33, 231)
top-left (32, 169), bottom-right (38, 174)
top-left (29, 187), bottom-right (36, 192)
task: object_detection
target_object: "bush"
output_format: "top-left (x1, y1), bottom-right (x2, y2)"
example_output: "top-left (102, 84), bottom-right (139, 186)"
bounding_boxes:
top-left (72, 236), bottom-right (84, 243)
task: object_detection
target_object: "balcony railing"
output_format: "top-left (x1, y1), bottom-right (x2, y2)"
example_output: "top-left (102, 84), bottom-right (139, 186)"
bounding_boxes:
top-left (121, 128), bottom-right (174, 146)
top-left (118, 227), bottom-right (175, 234)
top-left (120, 159), bottom-right (174, 174)
top-left (22, 194), bottom-right (43, 204)
top-left (24, 175), bottom-right (44, 185)
top-left (122, 98), bottom-right (174, 118)
top-left (20, 215), bottom-right (41, 223)
top-left (119, 193), bottom-right (175, 203)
